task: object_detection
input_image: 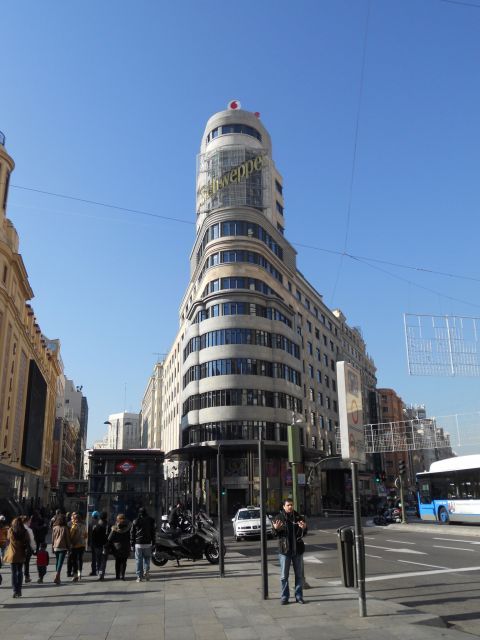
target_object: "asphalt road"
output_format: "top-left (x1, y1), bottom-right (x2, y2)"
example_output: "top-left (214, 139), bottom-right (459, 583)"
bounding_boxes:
top-left (225, 519), bottom-right (480, 637)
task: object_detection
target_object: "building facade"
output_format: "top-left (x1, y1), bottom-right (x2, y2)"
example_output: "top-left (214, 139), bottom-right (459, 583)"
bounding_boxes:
top-left (141, 361), bottom-right (163, 448)
top-left (106, 412), bottom-right (141, 449)
top-left (0, 132), bottom-right (62, 514)
top-left (160, 104), bottom-right (378, 515)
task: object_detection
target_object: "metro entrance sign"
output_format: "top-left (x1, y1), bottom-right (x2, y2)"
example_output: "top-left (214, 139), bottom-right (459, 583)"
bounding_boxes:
top-left (337, 361), bottom-right (365, 464)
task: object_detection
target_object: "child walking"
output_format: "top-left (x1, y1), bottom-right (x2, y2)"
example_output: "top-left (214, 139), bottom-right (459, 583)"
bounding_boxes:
top-left (36, 542), bottom-right (49, 583)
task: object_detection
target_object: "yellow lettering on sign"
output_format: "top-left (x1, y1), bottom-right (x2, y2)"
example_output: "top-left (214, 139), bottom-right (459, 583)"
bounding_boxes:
top-left (197, 153), bottom-right (267, 208)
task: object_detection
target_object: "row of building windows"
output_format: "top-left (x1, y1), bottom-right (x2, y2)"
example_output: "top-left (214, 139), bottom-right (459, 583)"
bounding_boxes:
top-left (182, 388), bottom-right (302, 416)
top-left (184, 328), bottom-right (300, 361)
top-left (206, 123), bottom-right (262, 143)
top-left (202, 277), bottom-right (282, 299)
top-left (182, 358), bottom-right (302, 389)
top-left (182, 421), bottom-right (289, 446)
top-left (198, 250), bottom-right (283, 284)
top-left (197, 220), bottom-right (283, 264)
top-left (193, 302), bottom-right (292, 328)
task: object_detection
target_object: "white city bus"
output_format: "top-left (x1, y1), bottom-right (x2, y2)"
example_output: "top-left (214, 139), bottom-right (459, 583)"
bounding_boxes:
top-left (417, 454), bottom-right (480, 524)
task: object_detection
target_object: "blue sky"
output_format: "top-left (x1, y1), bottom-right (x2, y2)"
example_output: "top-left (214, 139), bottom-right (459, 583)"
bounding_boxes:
top-left (2, 0), bottom-right (480, 451)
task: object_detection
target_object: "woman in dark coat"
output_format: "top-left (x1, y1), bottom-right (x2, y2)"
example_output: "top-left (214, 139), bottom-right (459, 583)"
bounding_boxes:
top-left (107, 514), bottom-right (131, 580)
top-left (3, 517), bottom-right (30, 598)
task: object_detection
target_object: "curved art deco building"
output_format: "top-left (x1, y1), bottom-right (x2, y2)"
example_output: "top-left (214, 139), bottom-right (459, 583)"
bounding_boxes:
top-left (160, 104), bottom-right (377, 515)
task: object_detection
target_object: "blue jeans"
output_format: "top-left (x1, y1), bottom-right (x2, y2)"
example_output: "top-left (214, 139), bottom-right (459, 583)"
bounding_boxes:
top-left (135, 546), bottom-right (151, 578)
top-left (11, 562), bottom-right (23, 595)
top-left (55, 550), bottom-right (67, 573)
top-left (279, 553), bottom-right (303, 601)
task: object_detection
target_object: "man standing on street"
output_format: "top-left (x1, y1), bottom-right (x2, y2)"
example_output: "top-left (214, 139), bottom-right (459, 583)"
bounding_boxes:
top-left (130, 507), bottom-right (156, 582)
top-left (91, 512), bottom-right (109, 580)
top-left (272, 498), bottom-right (307, 605)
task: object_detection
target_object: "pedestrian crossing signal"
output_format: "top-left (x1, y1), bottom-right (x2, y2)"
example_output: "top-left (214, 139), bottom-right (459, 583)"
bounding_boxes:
top-left (398, 460), bottom-right (406, 476)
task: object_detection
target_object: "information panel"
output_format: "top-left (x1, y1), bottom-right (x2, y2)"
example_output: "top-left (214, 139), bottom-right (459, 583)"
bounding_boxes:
top-left (337, 361), bottom-right (365, 463)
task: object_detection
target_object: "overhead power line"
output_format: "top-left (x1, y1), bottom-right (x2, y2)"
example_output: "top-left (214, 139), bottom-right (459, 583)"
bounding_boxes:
top-left (11, 184), bottom-right (194, 226)
top-left (10, 183), bottom-right (480, 308)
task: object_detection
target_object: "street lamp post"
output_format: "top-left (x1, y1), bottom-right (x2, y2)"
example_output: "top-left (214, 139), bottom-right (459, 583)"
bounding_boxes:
top-left (258, 425), bottom-right (268, 599)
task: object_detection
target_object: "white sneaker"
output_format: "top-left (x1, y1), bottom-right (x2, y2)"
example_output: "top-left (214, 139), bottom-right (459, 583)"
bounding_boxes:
top-left (136, 577), bottom-right (143, 583)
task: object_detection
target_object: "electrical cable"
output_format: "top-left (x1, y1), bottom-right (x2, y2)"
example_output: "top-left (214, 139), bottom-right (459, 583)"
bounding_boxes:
top-left (11, 184), bottom-right (194, 226)
top-left (330, 0), bottom-right (371, 305)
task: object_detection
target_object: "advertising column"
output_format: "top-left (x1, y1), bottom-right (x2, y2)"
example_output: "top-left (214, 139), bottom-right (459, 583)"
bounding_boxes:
top-left (337, 361), bottom-right (367, 617)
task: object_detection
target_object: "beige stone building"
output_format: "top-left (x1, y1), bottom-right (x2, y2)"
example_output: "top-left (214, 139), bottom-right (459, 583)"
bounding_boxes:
top-left (0, 132), bottom-right (62, 513)
top-left (159, 105), bottom-right (378, 515)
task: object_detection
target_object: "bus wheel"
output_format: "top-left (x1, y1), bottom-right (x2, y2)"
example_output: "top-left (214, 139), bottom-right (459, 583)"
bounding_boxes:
top-left (438, 507), bottom-right (449, 524)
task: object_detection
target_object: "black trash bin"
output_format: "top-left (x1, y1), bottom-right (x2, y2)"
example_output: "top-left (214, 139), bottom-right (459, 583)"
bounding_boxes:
top-left (337, 525), bottom-right (356, 588)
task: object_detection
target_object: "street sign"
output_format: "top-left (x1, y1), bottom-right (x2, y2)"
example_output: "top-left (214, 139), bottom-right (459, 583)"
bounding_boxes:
top-left (337, 361), bottom-right (365, 463)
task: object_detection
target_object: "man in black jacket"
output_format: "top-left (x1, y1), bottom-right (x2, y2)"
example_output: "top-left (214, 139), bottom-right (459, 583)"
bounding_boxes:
top-left (130, 507), bottom-right (156, 582)
top-left (91, 512), bottom-right (109, 580)
top-left (272, 498), bottom-right (307, 605)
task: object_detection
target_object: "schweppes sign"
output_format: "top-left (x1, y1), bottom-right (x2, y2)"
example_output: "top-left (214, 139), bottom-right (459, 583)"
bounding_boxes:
top-left (197, 153), bottom-right (267, 208)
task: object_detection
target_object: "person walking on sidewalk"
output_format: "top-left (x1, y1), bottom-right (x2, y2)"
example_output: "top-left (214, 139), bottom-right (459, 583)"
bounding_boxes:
top-left (36, 542), bottom-right (50, 583)
top-left (108, 513), bottom-right (131, 580)
top-left (3, 516), bottom-right (30, 598)
top-left (87, 511), bottom-right (100, 575)
top-left (52, 514), bottom-right (71, 584)
top-left (91, 512), bottom-right (109, 580)
top-left (21, 515), bottom-right (36, 584)
top-left (69, 513), bottom-right (87, 582)
top-left (130, 507), bottom-right (156, 582)
top-left (0, 514), bottom-right (9, 561)
top-left (272, 498), bottom-right (307, 605)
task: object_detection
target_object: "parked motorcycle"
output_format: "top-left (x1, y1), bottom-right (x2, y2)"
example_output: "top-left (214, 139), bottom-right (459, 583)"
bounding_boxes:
top-left (152, 510), bottom-right (224, 566)
top-left (373, 507), bottom-right (401, 526)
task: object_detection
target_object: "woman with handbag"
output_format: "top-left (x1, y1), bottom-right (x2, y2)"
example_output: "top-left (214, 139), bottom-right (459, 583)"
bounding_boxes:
top-left (107, 514), bottom-right (131, 580)
top-left (3, 516), bottom-right (30, 597)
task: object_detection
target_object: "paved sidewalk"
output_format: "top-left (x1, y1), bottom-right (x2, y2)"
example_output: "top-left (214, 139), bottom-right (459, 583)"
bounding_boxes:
top-left (0, 551), bottom-right (476, 639)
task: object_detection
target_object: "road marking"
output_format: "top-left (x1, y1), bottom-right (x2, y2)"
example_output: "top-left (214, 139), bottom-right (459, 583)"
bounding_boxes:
top-left (366, 544), bottom-right (426, 555)
top-left (385, 539), bottom-right (416, 545)
top-left (366, 554), bottom-right (382, 559)
top-left (398, 560), bottom-right (448, 569)
top-left (328, 565), bottom-right (480, 585)
top-left (309, 544), bottom-right (334, 550)
top-left (303, 554), bottom-right (323, 564)
top-left (433, 545), bottom-right (475, 552)
top-left (433, 537), bottom-right (480, 545)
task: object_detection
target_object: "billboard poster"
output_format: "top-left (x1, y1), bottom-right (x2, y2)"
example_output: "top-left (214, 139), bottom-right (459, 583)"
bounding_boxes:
top-left (337, 361), bottom-right (365, 463)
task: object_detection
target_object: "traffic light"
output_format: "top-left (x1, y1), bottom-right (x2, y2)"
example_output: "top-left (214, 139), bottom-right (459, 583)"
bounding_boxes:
top-left (398, 460), bottom-right (406, 476)
top-left (381, 471), bottom-right (386, 482)
top-left (221, 487), bottom-right (226, 496)
top-left (374, 473), bottom-right (380, 483)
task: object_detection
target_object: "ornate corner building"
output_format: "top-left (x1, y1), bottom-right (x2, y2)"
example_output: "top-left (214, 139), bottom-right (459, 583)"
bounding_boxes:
top-left (0, 132), bottom-right (62, 513)
top-left (159, 104), bottom-right (377, 515)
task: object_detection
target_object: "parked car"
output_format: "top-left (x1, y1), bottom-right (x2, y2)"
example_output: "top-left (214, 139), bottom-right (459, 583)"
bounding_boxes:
top-left (231, 506), bottom-right (273, 541)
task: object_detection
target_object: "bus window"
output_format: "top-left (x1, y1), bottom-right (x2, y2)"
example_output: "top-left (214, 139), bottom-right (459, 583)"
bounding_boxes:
top-left (419, 481), bottom-right (431, 504)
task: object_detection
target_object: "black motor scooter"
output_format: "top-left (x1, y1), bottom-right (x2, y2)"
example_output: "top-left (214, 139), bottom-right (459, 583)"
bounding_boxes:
top-left (151, 511), bottom-right (224, 566)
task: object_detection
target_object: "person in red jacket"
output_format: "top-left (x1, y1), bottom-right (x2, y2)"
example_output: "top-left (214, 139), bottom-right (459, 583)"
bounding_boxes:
top-left (36, 543), bottom-right (50, 583)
